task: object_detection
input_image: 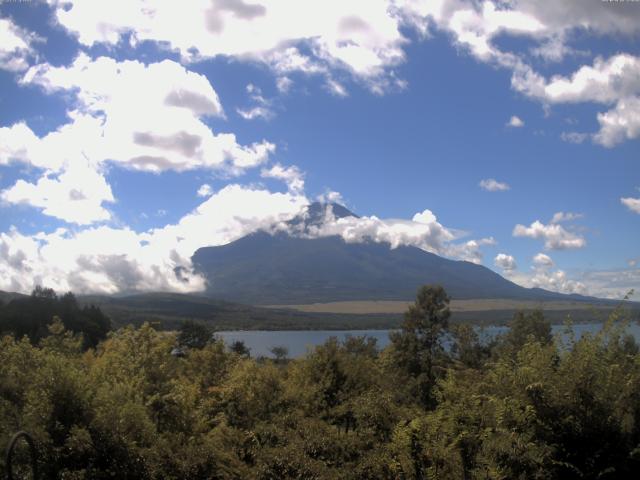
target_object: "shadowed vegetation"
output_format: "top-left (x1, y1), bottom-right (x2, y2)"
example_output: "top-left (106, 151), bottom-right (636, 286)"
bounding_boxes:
top-left (1, 285), bottom-right (639, 479)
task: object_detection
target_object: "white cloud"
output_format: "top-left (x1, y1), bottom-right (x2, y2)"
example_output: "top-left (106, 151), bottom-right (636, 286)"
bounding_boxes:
top-left (38, 0), bottom-right (640, 136)
top-left (47, 0), bottom-right (409, 94)
top-left (237, 106), bottom-right (273, 120)
top-left (560, 131), bottom-right (588, 144)
top-left (0, 184), bottom-right (309, 294)
top-left (0, 121), bottom-right (50, 169)
top-left (276, 76), bottom-right (293, 93)
top-left (25, 54), bottom-right (224, 117)
top-left (316, 190), bottom-right (345, 205)
top-left (576, 268), bottom-right (640, 300)
top-left (479, 178), bottom-right (510, 192)
top-left (515, 54), bottom-right (640, 105)
top-left (1, 157), bottom-right (114, 225)
top-left (532, 252), bottom-right (554, 268)
top-left (593, 96), bottom-right (640, 147)
top-left (197, 183), bottom-right (214, 197)
top-left (447, 237), bottom-right (496, 264)
top-left (494, 253), bottom-right (517, 271)
top-left (144, 184), bottom-right (309, 262)
top-left (261, 163), bottom-right (305, 194)
top-left (550, 211), bottom-right (583, 224)
top-left (499, 251), bottom-right (587, 295)
top-left (307, 210), bottom-right (452, 253)
top-left (1, 55), bottom-right (277, 223)
top-left (513, 219), bottom-right (586, 250)
top-left (394, 2), bottom-right (640, 147)
top-left (504, 260), bottom-right (639, 300)
top-left (506, 115), bottom-right (524, 127)
top-left (621, 197), bottom-right (640, 214)
top-left (0, 17), bottom-right (38, 72)
top-left (326, 78), bottom-right (348, 97)
top-left (512, 54), bottom-right (640, 147)
top-left (298, 206), bottom-right (493, 264)
top-left (237, 83), bottom-right (275, 120)
top-left (20, 55), bottom-right (276, 173)
top-left (528, 268), bottom-right (587, 295)
top-left (512, 0), bottom-right (640, 37)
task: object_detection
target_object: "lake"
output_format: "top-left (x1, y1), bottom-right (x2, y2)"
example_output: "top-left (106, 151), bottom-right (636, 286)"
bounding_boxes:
top-left (218, 322), bottom-right (640, 358)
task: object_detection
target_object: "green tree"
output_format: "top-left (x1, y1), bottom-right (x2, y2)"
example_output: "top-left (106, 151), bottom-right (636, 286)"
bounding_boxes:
top-left (269, 345), bottom-right (289, 363)
top-left (388, 285), bottom-right (450, 408)
top-left (177, 320), bottom-right (212, 350)
top-left (450, 323), bottom-right (492, 369)
top-left (229, 340), bottom-right (251, 357)
top-left (0, 287), bottom-right (110, 348)
top-left (503, 309), bottom-right (552, 350)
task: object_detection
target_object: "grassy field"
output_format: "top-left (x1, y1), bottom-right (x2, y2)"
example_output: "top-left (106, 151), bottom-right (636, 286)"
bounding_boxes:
top-left (262, 298), bottom-right (622, 315)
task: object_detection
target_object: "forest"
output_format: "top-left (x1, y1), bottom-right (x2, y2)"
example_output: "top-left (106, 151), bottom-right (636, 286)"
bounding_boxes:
top-left (1, 285), bottom-right (639, 479)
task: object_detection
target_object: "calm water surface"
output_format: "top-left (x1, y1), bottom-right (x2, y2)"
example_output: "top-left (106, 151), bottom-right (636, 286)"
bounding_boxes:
top-left (218, 322), bottom-right (640, 358)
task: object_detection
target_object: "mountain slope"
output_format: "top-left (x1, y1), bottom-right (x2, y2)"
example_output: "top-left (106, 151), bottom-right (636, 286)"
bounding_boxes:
top-left (192, 203), bottom-right (591, 305)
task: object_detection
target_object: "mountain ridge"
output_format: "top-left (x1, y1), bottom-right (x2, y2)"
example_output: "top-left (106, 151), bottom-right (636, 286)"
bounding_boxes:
top-left (191, 202), bottom-right (601, 305)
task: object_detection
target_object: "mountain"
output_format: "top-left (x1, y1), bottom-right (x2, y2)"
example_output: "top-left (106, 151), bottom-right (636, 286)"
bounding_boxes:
top-left (191, 203), bottom-right (595, 305)
top-left (0, 290), bottom-right (28, 304)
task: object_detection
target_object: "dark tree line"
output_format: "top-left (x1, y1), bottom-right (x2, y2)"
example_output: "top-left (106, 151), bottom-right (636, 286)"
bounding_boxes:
top-left (0, 286), bottom-right (111, 349)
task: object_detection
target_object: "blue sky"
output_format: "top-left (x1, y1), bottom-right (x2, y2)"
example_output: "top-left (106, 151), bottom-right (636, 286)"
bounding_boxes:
top-left (0, 0), bottom-right (638, 299)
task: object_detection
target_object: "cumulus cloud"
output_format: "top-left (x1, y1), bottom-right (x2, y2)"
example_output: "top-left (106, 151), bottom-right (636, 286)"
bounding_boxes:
top-left (305, 208), bottom-right (453, 252)
top-left (1, 157), bottom-right (114, 225)
top-left (528, 268), bottom-right (587, 295)
top-left (0, 17), bottom-right (38, 72)
top-left (498, 251), bottom-right (587, 295)
top-left (532, 252), bottom-right (554, 268)
top-left (512, 54), bottom-right (640, 146)
top-left (395, 1), bottom-right (640, 146)
top-left (33, 0), bottom-right (640, 139)
top-left (20, 55), bottom-right (276, 173)
top-left (621, 197), bottom-right (640, 214)
top-left (513, 219), bottom-right (586, 250)
top-left (479, 178), bottom-right (510, 192)
top-left (0, 55), bottom-right (278, 223)
top-left (593, 96), bottom-right (640, 147)
top-left (576, 268), bottom-right (639, 300)
top-left (447, 237), bottom-right (496, 265)
top-left (197, 183), bottom-right (214, 197)
top-left (316, 190), bottom-right (345, 205)
top-left (494, 253), bottom-right (517, 271)
top-left (514, 54), bottom-right (640, 105)
top-left (506, 115), bottom-right (524, 127)
top-left (261, 163), bottom-right (305, 194)
top-left (299, 206), bottom-right (493, 264)
top-left (0, 184), bottom-right (309, 294)
top-left (46, 0), bottom-right (409, 94)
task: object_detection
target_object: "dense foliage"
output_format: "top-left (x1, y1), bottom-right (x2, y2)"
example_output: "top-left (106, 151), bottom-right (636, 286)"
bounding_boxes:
top-left (1, 285), bottom-right (639, 479)
top-left (0, 287), bottom-right (111, 349)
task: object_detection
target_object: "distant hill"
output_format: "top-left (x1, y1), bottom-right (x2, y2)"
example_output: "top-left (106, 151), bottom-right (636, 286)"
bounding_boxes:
top-left (78, 292), bottom-right (638, 330)
top-left (192, 203), bottom-right (600, 305)
top-left (1, 290), bottom-right (634, 331)
top-left (0, 290), bottom-right (27, 304)
top-left (77, 292), bottom-right (399, 331)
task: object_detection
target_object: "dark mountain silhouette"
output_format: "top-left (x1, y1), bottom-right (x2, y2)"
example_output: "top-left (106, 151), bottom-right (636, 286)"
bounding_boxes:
top-left (192, 203), bottom-right (597, 305)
